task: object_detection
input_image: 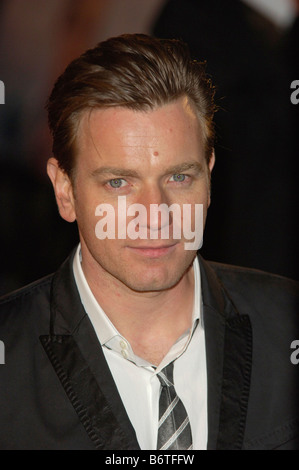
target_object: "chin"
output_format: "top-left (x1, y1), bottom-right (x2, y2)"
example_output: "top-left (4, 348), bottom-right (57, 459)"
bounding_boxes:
top-left (119, 265), bottom-right (191, 293)
top-left (124, 279), bottom-right (179, 293)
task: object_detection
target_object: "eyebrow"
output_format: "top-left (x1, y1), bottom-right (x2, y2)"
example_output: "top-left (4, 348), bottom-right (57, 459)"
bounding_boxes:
top-left (90, 167), bottom-right (139, 178)
top-left (90, 162), bottom-right (204, 179)
top-left (166, 162), bottom-right (204, 174)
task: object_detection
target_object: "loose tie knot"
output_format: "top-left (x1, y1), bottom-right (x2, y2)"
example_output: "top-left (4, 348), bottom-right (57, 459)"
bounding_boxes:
top-left (157, 362), bottom-right (174, 387)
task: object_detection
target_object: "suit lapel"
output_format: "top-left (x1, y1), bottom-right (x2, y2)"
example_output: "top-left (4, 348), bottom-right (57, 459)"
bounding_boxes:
top-left (40, 251), bottom-right (140, 450)
top-left (199, 257), bottom-right (253, 450)
top-left (216, 314), bottom-right (252, 449)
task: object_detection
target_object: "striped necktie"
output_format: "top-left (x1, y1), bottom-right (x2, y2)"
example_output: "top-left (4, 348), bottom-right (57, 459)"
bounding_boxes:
top-left (156, 362), bottom-right (193, 450)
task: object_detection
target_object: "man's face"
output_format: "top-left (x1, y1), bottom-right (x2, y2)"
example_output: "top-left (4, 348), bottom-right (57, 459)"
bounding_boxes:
top-left (57, 97), bottom-right (214, 292)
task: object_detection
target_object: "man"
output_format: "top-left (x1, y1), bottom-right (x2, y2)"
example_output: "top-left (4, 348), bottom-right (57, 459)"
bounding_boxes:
top-left (0, 34), bottom-right (298, 450)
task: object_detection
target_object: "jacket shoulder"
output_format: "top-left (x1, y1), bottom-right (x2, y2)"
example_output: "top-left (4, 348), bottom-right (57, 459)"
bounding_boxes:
top-left (0, 274), bottom-right (53, 327)
top-left (207, 261), bottom-right (299, 306)
top-left (205, 261), bottom-right (299, 449)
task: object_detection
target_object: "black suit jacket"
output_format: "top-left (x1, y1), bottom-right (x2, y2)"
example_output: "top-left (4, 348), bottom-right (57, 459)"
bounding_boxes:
top-left (0, 250), bottom-right (298, 450)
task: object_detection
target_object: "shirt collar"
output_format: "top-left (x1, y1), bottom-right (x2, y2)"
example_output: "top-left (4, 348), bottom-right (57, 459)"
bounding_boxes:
top-left (73, 244), bottom-right (119, 345)
top-left (73, 243), bottom-right (202, 369)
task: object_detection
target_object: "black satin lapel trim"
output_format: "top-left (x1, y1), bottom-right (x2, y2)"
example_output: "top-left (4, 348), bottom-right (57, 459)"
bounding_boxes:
top-left (40, 334), bottom-right (139, 450)
top-left (216, 315), bottom-right (253, 450)
top-left (203, 305), bottom-right (226, 450)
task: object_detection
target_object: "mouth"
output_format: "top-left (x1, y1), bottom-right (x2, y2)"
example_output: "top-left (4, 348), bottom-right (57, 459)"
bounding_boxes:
top-left (126, 243), bottom-right (178, 258)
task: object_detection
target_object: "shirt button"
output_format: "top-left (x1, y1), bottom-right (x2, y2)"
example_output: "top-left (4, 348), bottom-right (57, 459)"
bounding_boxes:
top-left (121, 349), bottom-right (128, 359)
top-left (120, 340), bottom-right (127, 350)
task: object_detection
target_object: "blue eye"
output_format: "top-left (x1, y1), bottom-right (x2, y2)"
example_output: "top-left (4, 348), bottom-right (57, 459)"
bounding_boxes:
top-left (108, 178), bottom-right (127, 188)
top-left (170, 174), bottom-right (186, 182)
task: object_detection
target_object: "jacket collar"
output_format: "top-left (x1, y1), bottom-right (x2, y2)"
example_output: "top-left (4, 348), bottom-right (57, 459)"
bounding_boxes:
top-left (40, 250), bottom-right (252, 450)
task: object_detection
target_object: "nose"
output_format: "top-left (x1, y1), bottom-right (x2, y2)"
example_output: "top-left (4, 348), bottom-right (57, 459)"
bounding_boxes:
top-left (134, 184), bottom-right (173, 233)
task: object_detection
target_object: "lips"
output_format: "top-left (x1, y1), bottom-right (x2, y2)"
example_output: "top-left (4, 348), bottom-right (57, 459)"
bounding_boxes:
top-left (126, 243), bottom-right (178, 258)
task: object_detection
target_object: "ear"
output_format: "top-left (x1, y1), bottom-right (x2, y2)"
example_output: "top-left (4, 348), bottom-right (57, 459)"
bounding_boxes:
top-left (47, 158), bottom-right (76, 222)
top-left (208, 149), bottom-right (215, 173)
top-left (207, 149), bottom-right (215, 207)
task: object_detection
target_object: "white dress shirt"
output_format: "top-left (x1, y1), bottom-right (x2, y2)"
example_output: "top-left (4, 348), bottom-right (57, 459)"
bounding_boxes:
top-left (73, 244), bottom-right (207, 449)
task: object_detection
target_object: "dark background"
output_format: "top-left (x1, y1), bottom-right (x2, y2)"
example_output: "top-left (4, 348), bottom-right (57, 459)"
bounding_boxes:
top-left (0, 0), bottom-right (298, 296)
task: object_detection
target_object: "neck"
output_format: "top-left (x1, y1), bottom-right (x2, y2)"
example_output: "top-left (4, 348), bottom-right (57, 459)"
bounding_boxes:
top-left (80, 248), bottom-right (195, 364)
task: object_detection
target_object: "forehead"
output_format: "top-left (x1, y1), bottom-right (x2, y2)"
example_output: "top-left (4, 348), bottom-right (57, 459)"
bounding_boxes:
top-left (75, 97), bottom-right (204, 168)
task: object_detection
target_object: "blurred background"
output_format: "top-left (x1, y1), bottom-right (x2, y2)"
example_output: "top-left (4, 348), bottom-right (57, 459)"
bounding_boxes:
top-left (0, 0), bottom-right (298, 296)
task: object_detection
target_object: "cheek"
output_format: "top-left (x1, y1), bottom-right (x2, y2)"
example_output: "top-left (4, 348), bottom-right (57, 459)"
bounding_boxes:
top-left (74, 184), bottom-right (105, 223)
top-left (76, 201), bottom-right (95, 227)
top-left (182, 189), bottom-right (210, 229)
top-left (74, 195), bottom-right (101, 244)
